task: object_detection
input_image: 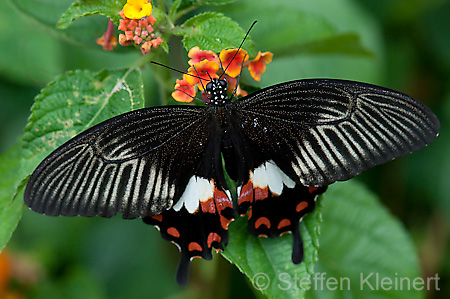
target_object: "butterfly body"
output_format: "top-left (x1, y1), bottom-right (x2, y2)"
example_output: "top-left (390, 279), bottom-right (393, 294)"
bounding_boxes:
top-left (24, 78), bottom-right (439, 285)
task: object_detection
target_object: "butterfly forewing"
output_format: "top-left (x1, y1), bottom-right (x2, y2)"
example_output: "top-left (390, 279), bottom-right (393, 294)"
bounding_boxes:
top-left (24, 106), bottom-right (212, 219)
top-left (233, 79), bottom-right (440, 186)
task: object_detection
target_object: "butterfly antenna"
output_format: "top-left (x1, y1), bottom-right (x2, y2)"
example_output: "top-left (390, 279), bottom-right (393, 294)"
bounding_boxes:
top-left (150, 61), bottom-right (204, 103)
top-left (191, 64), bottom-right (210, 99)
top-left (230, 53), bottom-right (248, 100)
top-left (217, 55), bottom-right (224, 71)
top-left (174, 88), bottom-right (204, 103)
top-left (150, 61), bottom-right (203, 82)
top-left (221, 20), bottom-right (257, 80)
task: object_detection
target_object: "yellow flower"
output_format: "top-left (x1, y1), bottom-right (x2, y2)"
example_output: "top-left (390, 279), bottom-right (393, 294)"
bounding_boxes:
top-left (123, 0), bottom-right (152, 20)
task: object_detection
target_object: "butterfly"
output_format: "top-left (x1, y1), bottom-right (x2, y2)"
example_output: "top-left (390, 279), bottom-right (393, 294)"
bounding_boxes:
top-left (24, 69), bottom-right (440, 285)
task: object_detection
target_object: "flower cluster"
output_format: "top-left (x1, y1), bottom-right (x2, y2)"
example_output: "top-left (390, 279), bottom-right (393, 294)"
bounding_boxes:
top-left (172, 47), bottom-right (273, 103)
top-left (118, 10), bottom-right (163, 54)
top-left (118, 0), bottom-right (163, 54)
top-left (97, 0), bottom-right (163, 53)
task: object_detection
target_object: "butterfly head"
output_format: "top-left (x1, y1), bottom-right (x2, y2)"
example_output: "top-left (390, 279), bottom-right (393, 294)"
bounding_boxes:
top-left (205, 78), bottom-right (229, 106)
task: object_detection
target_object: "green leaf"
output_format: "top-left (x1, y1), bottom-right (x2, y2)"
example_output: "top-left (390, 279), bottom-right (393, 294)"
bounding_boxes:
top-left (169, 0), bottom-right (183, 20)
top-left (274, 33), bottom-right (372, 58)
top-left (179, 0), bottom-right (235, 8)
top-left (221, 197), bottom-right (324, 298)
top-left (58, 0), bottom-right (126, 29)
top-left (0, 143), bottom-right (26, 252)
top-left (21, 68), bottom-right (145, 178)
top-left (173, 0), bottom-right (235, 19)
top-left (180, 12), bottom-right (256, 56)
top-left (306, 181), bottom-right (424, 298)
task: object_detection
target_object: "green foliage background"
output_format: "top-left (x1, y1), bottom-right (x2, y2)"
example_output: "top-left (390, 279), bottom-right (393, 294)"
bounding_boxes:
top-left (0, 0), bottom-right (449, 298)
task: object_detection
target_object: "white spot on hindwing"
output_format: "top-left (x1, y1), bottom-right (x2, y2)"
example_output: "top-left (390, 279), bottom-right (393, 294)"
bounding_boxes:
top-left (225, 189), bottom-right (232, 200)
top-left (252, 160), bottom-right (295, 195)
top-left (173, 176), bottom-right (214, 213)
top-left (174, 164), bottom-right (294, 213)
top-left (252, 165), bottom-right (268, 189)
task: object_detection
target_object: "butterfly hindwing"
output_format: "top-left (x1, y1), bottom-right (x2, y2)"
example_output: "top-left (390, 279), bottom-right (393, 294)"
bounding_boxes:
top-left (233, 79), bottom-right (440, 187)
top-left (24, 106), bottom-right (214, 219)
top-left (143, 185), bottom-right (234, 286)
top-left (234, 158), bottom-right (327, 264)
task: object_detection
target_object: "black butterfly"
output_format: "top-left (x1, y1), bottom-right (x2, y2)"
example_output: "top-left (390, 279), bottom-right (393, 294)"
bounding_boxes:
top-left (24, 76), bottom-right (439, 285)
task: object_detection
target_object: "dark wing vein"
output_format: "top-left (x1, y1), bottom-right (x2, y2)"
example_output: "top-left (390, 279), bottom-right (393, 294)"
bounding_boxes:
top-left (233, 79), bottom-right (439, 186)
top-left (24, 106), bottom-right (210, 218)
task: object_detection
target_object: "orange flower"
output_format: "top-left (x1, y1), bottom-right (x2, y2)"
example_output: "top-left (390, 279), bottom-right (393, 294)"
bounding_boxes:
top-left (226, 76), bottom-right (248, 97)
top-left (185, 60), bottom-right (219, 90)
top-left (96, 33), bottom-right (117, 51)
top-left (219, 49), bottom-right (248, 78)
top-left (148, 15), bottom-right (157, 25)
top-left (140, 37), bottom-right (163, 54)
top-left (248, 51), bottom-right (273, 81)
top-left (123, 0), bottom-right (152, 19)
top-left (118, 19), bottom-right (129, 31)
top-left (151, 37), bottom-right (163, 47)
top-left (188, 46), bottom-right (219, 66)
top-left (96, 19), bottom-right (118, 51)
top-left (171, 47), bottom-right (273, 103)
top-left (172, 76), bottom-right (196, 102)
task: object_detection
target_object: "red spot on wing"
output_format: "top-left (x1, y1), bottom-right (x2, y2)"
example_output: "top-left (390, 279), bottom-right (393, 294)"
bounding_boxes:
top-left (308, 186), bottom-right (319, 193)
top-left (277, 219), bottom-right (291, 229)
top-left (296, 201), bottom-right (308, 212)
top-left (219, 216), bottom-right (232, 230)
top-left (167, 227), bottom-right (180, 238)
top-left (254, 187), bottom-right (268, 201)
top-left (151, 214), bottom-right (163, 222)
top-left (214, 189), bottom-right (233, 209)
top-left (255, 217), bottom-right (271, 229)
top-left (214, 189), bottom-right (234, 229)
top-left (248, 207), bottom-right (253, 219)
top-left (200, 197), bottom-right (216, 214)
top-left (207, 232), bottom-right (222, 248)
top-left (188, 242), bottom-right (203, 252)
top-left (238, 180), bottom-right (253, 205)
